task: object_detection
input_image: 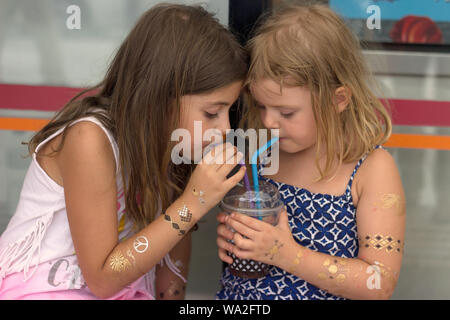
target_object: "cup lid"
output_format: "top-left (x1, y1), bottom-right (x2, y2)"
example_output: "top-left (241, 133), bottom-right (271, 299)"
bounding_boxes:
top-left (220, 179), bottom-right (284, 215)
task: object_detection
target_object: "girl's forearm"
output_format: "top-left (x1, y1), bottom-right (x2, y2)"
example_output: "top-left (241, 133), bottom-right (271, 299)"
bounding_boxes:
top-left (278, 242), bottom-right (396, 300)
top-left (93, 195), bottom-right (201, 298)
top-left (155, 232), bottom-right (192, 300)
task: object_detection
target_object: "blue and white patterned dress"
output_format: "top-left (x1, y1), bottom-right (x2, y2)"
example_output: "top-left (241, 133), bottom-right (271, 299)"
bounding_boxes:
top-left (216, 147), bottom-right (380, 300)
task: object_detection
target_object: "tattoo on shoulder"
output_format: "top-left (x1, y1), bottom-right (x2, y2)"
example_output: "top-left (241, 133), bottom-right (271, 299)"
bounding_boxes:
top-left (372, 193), bottom-right (405, 215)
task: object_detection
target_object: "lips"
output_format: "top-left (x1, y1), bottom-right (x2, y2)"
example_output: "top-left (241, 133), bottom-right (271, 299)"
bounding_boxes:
top-left (390, 15), bottom-right (443, 44)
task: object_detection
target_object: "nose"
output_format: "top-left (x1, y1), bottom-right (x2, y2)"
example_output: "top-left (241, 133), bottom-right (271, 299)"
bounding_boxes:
top-left (217, 116), bottom-right (231, 136)
top-left (261, 109), bottom-right (280, 130)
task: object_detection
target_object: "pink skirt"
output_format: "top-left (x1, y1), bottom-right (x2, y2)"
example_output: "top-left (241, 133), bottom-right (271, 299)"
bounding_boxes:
top-left (0, 258), bottom-right (155, 300)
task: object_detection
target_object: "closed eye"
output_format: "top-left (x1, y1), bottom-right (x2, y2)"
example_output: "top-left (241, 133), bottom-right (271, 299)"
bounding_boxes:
top-left (204, 112), bottom-right (219, 119)
top-left (281, 112), bottom-right (295, 118)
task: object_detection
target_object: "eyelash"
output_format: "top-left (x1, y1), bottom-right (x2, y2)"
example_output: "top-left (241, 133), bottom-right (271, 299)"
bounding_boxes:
top-left (258, 105), bottom-right (294, 118)
top-left (204, 112), bottom-right (219, 119)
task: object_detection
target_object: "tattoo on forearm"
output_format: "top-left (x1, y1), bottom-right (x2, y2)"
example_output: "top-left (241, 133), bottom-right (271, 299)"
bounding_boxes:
top-left (164, 203), bottom-right (194, 236)
top-left (265, 240), bottom-right (284, 260)
top-left (359, 234), bottom-right (404, 253)
top-left (133, 235), bottom-right (149, 253)
top-left (317, 258), bottom-right (348, 285)
top-left (192, 187), bottom-right (206, 205)
top-left (293, 248), bottom-right (304, 265)
top-left (126, 249), bottom-right (136, 265)
top-left (159, 280), bottom-right (186, 299)
top-left (109, 251), bottom-right (132, 272)
top-left (109, 235), bottom-right (150, 273)
top-left (178, 204), bottom-right (193, 223)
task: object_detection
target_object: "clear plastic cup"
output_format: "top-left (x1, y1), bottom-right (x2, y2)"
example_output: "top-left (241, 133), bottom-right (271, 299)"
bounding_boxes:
top-left (219, 179), bottom-right (284, 278)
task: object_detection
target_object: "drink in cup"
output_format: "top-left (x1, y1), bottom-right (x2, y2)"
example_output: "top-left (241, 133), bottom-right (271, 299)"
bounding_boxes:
top-left (219, 179), bottom-right (284, 278)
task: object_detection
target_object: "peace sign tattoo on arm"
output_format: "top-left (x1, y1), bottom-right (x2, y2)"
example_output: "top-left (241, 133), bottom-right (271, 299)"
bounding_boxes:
top-left (108, 235), bottom-right (150, 273)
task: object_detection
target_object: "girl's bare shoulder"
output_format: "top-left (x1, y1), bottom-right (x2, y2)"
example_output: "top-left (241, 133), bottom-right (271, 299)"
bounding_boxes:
top-left (56, 120), bottom-right (117, 181)
top-left (356, 147), bottom-right (402, 193)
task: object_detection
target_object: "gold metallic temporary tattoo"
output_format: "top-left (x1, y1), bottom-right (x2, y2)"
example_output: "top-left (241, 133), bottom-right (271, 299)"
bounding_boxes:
top-left (293, 249), bottom-right (304, 265)
top-left (372, 193), bottom-right (404, 215)
top-left (126, 249), bottom-right (136, 265)
top-left (359, 234), bottom-right (404, 253)
top-left (192, 187), bottom-right (206, 205)
top-left (293, 246), bottom-right (309, 266)
top-left (133, 235), bottom-right (149, 254)
top-left (264, 240), bottom-right (283, 260)
top-left (159, 280), bottom-right (186, 299)
top-left (317, 258), bottom-right (348, 285)
top-left (376, 262), bottom-right (397, 281)
top-left (109, 251), bottom-right (131, 272)
top-left (178, 204), bottom-right (193, 223)
top-left (380, 193), bottom-right (401, 209)
top-left (164, 213), bottom-right (186, 236)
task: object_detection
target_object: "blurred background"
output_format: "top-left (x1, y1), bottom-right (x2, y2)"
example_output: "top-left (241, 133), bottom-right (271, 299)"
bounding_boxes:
top-left (0, 0), bottom-right (449, 299)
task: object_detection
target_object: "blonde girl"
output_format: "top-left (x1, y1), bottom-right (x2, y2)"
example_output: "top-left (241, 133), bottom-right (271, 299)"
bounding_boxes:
top-left (216, 4), bottom-right (405, 300)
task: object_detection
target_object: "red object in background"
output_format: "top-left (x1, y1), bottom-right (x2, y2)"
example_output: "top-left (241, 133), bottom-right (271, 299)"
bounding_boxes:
top-left (0, 84), bottom-right (84, 112)
top-left (1, 84), bottom-right (450, 127)
top-left (390, 15), bottom-right (443, 44)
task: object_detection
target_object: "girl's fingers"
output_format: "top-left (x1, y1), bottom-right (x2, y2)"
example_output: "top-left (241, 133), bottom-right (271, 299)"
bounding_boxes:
top-left (218, 248), bottom-right (233, 264)
top-left (216, 212), bottom-right (228, 223)
top-left (212, 143), bottom-right (236, 171)
top-left (202, 143), bottom-right (233, 166)
top-left (217, 145), bottom-right (243, 172)
top-left (217, 236), bottom-right (234, 253)
top-left (214, 143), bottom-right (237, 162)
top-left (228, 212), bottom-right (265, 232)
top-left (217, 223), bottom-right (234, 241)
top-left (231, 246), bottom-right (252, 260)
top-left (232, 232), bottom-right (254, 250)
top-left (226, 215), bottom-right (258, 239)
top-left (223, 165), bottom-right (246, 190)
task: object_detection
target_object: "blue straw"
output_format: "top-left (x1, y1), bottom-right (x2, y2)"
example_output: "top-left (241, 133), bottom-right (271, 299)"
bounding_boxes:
top-left (251, 137), bottom-right (279, 217)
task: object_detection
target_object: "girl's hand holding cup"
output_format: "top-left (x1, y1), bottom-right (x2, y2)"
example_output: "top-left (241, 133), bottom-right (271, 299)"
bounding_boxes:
top-left (181, 142), bottom-right (246, 219)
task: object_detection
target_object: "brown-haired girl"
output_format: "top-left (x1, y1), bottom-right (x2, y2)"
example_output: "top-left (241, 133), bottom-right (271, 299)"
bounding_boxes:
top-left (0, 4), bottom-right (248, 299)
top-left (216, 4), bottom-right (405, 300)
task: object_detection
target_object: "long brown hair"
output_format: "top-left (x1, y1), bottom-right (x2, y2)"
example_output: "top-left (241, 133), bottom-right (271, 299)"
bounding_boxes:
top-left (243, 4), bottom-right (392, 180)
top-left (28, 4), bottom-right (248, 229)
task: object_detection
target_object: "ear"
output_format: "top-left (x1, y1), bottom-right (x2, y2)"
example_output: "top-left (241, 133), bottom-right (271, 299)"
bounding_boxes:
top-left (334, 86), bottom-right (352, 113)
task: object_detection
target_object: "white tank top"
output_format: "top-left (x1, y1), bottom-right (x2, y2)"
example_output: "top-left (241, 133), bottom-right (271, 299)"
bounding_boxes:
top-left (0, 115), bottom-right (184, 296)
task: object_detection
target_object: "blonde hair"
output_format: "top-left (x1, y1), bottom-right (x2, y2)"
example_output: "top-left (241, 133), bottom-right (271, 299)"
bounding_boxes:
top-left (244, 4), bottom-right (392, 180)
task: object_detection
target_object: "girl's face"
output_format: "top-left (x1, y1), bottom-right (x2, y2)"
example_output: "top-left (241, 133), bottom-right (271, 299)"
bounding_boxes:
top-left (250, 78), bottom-right (317, 154)
top-left (180, 81), bottom-right (243, 160)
